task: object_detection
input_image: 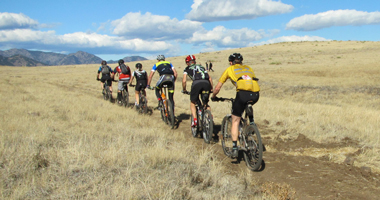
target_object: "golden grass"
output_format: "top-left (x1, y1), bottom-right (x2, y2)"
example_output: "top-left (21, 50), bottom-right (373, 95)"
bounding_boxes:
top-left (1, 41), bottom-right (380, 198)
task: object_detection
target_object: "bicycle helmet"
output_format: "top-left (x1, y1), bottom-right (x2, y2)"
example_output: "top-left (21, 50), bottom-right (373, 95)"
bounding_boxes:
top-left (185, 55), bottom-right (196, 63)
top-left (228, 53), bottom-right (243, 62)
top-left (135, 63), bottom-right (142, 69)
top-left (118, 59), bottom-right (124, 65)
top-left (157, 55), bottom-right (165, 61)
top-left (101, 60), bottom-right (107, 65)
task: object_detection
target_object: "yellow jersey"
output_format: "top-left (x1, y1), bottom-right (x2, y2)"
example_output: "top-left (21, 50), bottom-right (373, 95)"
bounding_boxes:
top-left (218, 64), bottom-right (260, 92)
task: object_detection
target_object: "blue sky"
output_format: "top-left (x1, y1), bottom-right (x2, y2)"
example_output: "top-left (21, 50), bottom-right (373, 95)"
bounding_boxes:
top-left (1, 0), bottom-right (379, 60)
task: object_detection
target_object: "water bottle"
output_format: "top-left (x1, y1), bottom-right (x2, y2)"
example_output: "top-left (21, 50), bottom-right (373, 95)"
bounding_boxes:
top-left (198, 109), bottom-right (202, 117)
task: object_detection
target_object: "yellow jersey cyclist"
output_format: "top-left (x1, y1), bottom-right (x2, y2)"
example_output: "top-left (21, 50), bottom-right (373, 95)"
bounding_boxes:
top-left (211, 53), bottom-right (260, 158)
top-left (182, 55), bottom-right (213, 127)
top-left (147, 55), bottom-right (178, 113)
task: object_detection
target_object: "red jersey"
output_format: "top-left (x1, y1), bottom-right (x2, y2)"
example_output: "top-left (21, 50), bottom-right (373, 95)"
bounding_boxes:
top-left (114, 65), bottom-right (131, 80)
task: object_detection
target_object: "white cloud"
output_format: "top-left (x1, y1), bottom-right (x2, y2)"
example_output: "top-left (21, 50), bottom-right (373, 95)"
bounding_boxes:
top-left (249, 35), bottom-right (330, 46)
top-left (286, 9), bottom-right (380, 31)
top-left (0, 29), bottom-right (174, 53)
top-left (0, 12), bottom-right (39, 30)
top-left (111, 12), bottom-right (203, 40)
top-left (189, 26), bottom-right (280, 47)
top-left (186, 0), bottom-right (293, 22)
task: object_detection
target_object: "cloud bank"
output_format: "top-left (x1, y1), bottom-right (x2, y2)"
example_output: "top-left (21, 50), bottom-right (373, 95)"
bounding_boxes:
top-left (286, 9), bottom-right (380, 31)
top-left (186, 0), bottom-right (293, 22)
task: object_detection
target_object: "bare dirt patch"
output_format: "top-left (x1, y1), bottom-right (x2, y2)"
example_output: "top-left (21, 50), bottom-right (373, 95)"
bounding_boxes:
top-left (175, 114), bottom-right (380, 200)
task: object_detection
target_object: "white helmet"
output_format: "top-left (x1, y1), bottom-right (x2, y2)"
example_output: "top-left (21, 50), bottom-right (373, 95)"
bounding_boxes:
top-left (157, 55), bottom-right (165, 61)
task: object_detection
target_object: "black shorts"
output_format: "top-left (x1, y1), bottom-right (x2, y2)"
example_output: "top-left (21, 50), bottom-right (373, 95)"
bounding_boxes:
top-left (190, 80), bottom-right (211, 104)
top-left (101, 76), bottom-right (112, 86)
top-left (135, 80), bottom-right (147, 92)
top-left (232, 91), bottom-right (259, 117)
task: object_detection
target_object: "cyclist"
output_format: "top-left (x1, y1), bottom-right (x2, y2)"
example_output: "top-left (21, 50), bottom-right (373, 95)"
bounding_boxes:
top-left (147, 55), bottom-right (178, 114)
top-left (129, 63), bottom-right (148, 109)
top-left (97, 60), bottom-right (115, 97)
top-left (181, 55), bottom-right (213, 127)
top-left (113, 59), bottom-right (131, 104)
top-left (211, 53), bottom-right (260, 158)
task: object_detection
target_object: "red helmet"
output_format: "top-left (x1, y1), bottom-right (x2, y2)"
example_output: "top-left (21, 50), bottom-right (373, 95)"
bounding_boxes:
top-left (185, 55), bottom-right (196, 63)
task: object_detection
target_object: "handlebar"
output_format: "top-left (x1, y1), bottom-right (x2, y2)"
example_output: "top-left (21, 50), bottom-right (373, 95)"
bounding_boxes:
top-left (211, 97), bottom-right (234, 102)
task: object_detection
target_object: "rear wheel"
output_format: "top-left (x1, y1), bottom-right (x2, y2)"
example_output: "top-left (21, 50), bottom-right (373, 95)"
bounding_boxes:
top-left (160, 100), bottom-right (166, 122)
top-left (139, 95), bottom-right (148, 114)
top-left (190, 111), bottom-right (199, 137)
top-left (167, 100), bottom-right (175, 129)
top-left (243, 124), bottom-right (263, 171)
top-left (221, 116), bottom-right (233, 157)
top-left (202, 110), bottom-right (213, 144)
top-left (103, 88), bottom-right (107, 100)
top-left (123, 89), bottom-right (129, 107)
top-left (105, 86), bottom-right (111, 101)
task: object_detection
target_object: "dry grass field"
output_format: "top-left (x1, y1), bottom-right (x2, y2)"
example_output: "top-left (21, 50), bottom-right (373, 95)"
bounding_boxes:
top-left (1, 41), bottom-right (380, 199)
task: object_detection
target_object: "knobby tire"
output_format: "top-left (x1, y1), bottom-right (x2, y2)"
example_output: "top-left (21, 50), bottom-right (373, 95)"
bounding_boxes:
top-left (221, 116), bottom-right (232, 157)
top-left (167, 100), bottom-right (175, 129)
top-left (191, 111), bottom-right (199, 137)
top-left (123, 89), bottom-right (129, 107)
top-left (202, 110), bottom-right (213, 144)
top-left (242, 124), bottom-right (263, 171)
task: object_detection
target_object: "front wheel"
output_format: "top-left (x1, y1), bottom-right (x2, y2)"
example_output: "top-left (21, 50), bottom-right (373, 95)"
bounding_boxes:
top-left (202, 110), bottom-right (213, 144)
top-left (221, 116), bottom-right (232, 157)
top-left (242, 124), bottom-right (263, 171)
top-left (167, 100), bottom-right (175, 129)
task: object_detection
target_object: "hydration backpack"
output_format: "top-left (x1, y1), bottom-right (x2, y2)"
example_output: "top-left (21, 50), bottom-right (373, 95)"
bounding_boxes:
top-left (190, 64), bottom-right (209, 80)
top-left (101, 65), bottom-right (110, 74)
top-left (120, 64), bottom-right (129, 75)
top-left (135, 70), bottom-right (147, 81)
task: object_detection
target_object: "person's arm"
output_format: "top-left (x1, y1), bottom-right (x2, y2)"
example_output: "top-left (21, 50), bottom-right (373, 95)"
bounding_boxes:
top-left (182, 74), bottom-right (187, 92)
top-left (209, 76), bottom-right (213, 92)
top-left (129, 72), bottom-right (135, 86)
top-left (212, 82), bottom-right (223, 98)
top-left (147, 71), bottom-right (155, 87)
top-left (172, 68), bottom-right (178, 80)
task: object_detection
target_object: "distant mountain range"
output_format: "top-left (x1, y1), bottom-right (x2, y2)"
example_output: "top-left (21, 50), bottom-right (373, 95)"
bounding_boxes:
top-left (0, 49), bottom-right (148, 66)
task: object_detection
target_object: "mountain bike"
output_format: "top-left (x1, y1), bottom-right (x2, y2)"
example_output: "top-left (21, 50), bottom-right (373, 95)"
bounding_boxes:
top-left (182, 91), bottom-right (214, 144)
top-left (130, 84), bottom-right (148, 114)
top-left (98, 79), bottom-right (113, 102)
top-left (151, 84), bottom-right (175, 129)
top-left (115, 80), bottom-right (129, 107)
top-left (212, 97), bottom-right (263, 171)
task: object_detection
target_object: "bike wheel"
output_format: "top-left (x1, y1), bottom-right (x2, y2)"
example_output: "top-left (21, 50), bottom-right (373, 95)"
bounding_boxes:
top-left (123, 89), bottom-right (129, 107)
top-left (103, 88), bottom-right (107, 100)
top-left (242, 124), bottom-right (263, 171)
top-left (105, 87), bottom-right (111, 101)
top-left (202, 110), bottom-right (213, 144)
top-left (221, 116), bottom-right (233, 157)
top-left (139, 96), bottom-right (148, 114)
top-left (167, 100), bottom-right (175, 129)
top-left (190, 111), bottom-right (199, 137)
top-left (160, 101), bottom-right (166, 122)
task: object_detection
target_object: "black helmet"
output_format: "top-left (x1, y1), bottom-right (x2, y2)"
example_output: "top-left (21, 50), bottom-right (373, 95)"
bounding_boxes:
top-left (101, 60), bottom-right (107, 65)
top-left (135, 63), bottom-right (142, 69)
top-left (118, 59), bottom-right (124, 65)
top-left (228, 53), bottom-right (243, 62)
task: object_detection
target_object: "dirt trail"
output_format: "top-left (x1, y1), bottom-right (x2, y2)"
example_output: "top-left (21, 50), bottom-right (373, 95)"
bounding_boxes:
top-left (173, 112), bottom-right (380, 199)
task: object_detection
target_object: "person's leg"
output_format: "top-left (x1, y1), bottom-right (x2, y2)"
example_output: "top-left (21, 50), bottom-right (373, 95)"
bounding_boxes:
top-left (135, 90), bottom-right (139, 105)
